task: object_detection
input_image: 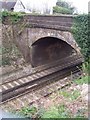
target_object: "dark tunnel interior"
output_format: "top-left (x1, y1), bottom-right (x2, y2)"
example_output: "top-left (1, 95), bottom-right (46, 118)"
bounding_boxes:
top-left (31, 37), bottom-right (75, 67)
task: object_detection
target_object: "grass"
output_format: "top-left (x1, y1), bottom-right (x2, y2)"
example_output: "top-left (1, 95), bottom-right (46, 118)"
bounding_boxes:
top-left (59, 89), bottom-right (80, 101)
top-left (18, 106), bottom-right (37, 118)
top-left (17, 103), bottom-right (87, 119)
top-left (41, 104), bottom-right (71, 118)
top-left (40, 105), bottom-right (87, 119)
top-left (73, 76), bottom-right (89, 85)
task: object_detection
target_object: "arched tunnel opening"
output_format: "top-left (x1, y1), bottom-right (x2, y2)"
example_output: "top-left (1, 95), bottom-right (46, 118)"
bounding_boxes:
top-left (31, 37), bottom-right (76, 67)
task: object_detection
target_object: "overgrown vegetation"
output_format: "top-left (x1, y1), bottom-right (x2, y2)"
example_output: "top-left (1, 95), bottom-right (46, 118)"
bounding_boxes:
top-left (53, 0), bottom-right (76, 15)
top-left (1, 11), bottom-right (24, 23)
top-left (72, 14), bottom-right (90, 62)
top-left (1, 44), bottom-right (22, 66)
top-left (1, 11), bottom-right (25, 67)
top-left (72, 14), bottom-right (90, 82)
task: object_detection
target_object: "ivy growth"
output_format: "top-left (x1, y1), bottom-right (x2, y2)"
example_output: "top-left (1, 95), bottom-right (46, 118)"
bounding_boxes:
top-left (72, 14), bottom-right (90, 62)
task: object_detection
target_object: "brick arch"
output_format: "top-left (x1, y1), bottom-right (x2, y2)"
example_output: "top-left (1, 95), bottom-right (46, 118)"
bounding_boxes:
top-left (30, 28), bottom-right (80, 54)
top-left (31, 36), bottom-right (78, 67)
top-left (32, 36), bottom-right (75, 51)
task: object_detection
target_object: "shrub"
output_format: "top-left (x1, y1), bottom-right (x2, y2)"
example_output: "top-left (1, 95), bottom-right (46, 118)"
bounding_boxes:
top-left (53, 6), bottom-right (73, 14)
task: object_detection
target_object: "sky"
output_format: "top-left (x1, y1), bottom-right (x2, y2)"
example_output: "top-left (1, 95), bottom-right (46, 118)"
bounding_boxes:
top-left (1, 0), bottom-right (90, 13)
top-left (65, 0), bottom-right (89, 13)
top-left (21, 0), bottom-right (89, 13)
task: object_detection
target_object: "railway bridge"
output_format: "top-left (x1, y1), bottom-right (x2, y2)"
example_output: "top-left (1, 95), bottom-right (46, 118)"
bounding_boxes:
top-left (3, 15), bottom-right (83, 67)
top-left (1, 15), bottom-right (84, 105)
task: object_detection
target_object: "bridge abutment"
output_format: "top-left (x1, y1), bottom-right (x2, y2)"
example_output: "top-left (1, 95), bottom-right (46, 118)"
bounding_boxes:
top-left (2, 15), bottom-right (83, 67)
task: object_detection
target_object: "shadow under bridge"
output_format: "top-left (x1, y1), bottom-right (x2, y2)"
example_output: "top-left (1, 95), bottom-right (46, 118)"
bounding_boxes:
top-left (31, 37), bottom-right (76, 67)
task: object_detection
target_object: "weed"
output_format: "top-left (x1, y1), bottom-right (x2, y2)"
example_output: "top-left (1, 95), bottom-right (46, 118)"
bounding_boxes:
top-left (70, 90), bottom-right (80, 100)
top-left (19, 106), bottom-right (37, 118)
top-left (59, 90), bottom-right (80, 101)
top-left (82, 62), bottom-right (90, 75)
top-left (41, 105), bottom-right (71, 118)
top-left (73, 76), bottom-right (89, 85)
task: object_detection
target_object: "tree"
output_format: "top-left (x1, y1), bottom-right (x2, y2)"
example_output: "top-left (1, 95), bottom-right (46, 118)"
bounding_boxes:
top-left (53, 0), bottom-right (76, 15)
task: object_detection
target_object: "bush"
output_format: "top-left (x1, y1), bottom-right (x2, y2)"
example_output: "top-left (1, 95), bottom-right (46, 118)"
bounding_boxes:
top-left (53, 6), bottom-right (73, 14)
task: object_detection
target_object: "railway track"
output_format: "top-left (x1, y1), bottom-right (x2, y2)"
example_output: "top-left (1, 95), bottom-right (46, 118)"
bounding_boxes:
top-left (1, 54), bottom-right (83, 84)
top-left (1, 55), bottom-right (83, 103)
